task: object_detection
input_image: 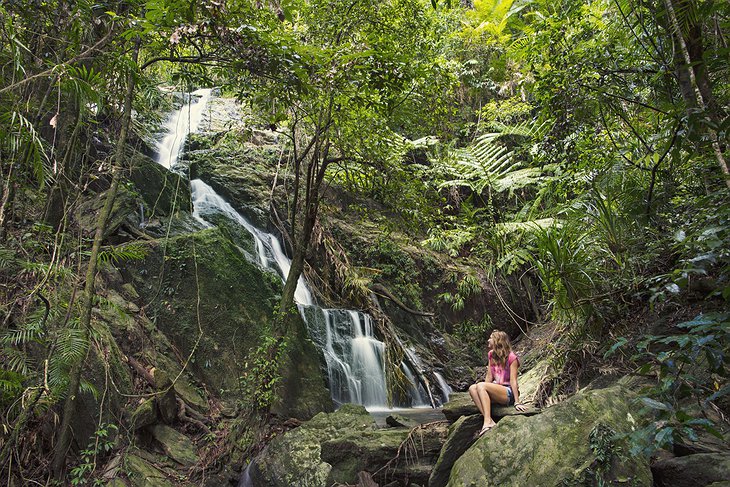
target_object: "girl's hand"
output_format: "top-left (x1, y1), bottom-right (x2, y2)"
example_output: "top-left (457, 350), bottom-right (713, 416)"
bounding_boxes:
top-left (514, 403), bottom-right (527, 412)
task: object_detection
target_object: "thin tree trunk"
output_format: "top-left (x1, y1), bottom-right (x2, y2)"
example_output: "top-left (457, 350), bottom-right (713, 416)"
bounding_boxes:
top-left (664, 0), bottom-right (730, 190)
top-left (51, 42), bottom-right (138, 479)
top-left (0, 158), bottom-right (14, 241)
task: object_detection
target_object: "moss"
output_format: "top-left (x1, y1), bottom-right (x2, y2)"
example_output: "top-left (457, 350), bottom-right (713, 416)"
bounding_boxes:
top-left (128, 151), bottom-right (191, 217)
top-left (447, 384), bottom-right (652, 487)
top-left (124, 454), bottom-right (174, 487)
top-left (125, 228), bottom-right (280, 393)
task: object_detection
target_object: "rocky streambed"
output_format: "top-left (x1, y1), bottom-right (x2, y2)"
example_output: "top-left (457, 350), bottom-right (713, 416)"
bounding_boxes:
top-left (243, 369), bottom-right (660, 487)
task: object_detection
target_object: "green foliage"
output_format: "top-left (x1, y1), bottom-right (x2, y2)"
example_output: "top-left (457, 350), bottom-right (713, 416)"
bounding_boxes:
top-left (532, 221), bottom-right (596, 322)
top-left (454, 314), bottom-right (493, 358)
top-left (609, 313), bottom-right (729, 456)
top-left (69, 423), bottom-right (118, 486)
top-left (438, 120), bottom-right (552, 196)
top-left (364, 237), bottom-right (422, 308)
top-left (438, 271), bottom-right (481, 311)
top-left (649, 191), bottom-right (730, 305)
top-left (0, 109), bottom-right (49, 186)
top-left (239, 335), bottom-right (289, 412)
top-left (97, 243), bottom-right (148, 265)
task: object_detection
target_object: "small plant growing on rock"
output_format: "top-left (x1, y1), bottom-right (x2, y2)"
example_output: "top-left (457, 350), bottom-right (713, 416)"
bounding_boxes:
top-left (69, 423), bottom-right (117, 486)
top-left (239, 334), bottom-right (289, 412)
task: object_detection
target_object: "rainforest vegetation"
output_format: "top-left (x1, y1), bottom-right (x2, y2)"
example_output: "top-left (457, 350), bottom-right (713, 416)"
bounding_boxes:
top-left (0, 0), bottom-right (728, 485)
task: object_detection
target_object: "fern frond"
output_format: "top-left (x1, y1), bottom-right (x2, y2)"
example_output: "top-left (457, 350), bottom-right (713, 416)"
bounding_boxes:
top-left (0, 248), bottom-right (18, 270)
top-left (493, 217), bottom-right (560, 235)
top-left (2, 348), bottom-right (34, 375)
top-left (439, 121), bottom-right (550, 194)
top-left (98, 243), bottom-right (148, 265)
top-left (56, 328), bottom-right (89, 364)
top-left (0, 370), bottom-right (25, 399)
top-left (79, 379), bottom-right (99, 400)
top-left (0, 109), bottom-right (49, 187)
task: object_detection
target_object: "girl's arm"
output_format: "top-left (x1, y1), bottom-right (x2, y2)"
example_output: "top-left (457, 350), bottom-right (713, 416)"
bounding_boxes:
top-left (510, 360), bottom-right (526, 411)
top-left (485, 359), bottom-right (493, 383)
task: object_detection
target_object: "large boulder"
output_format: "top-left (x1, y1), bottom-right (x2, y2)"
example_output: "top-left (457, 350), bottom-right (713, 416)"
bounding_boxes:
top-left (446, 383), bottom-right (652, 486)
top-left (429, 414), bottom-right (483, 487)
top-left (248, 404), bottom-right (448, 487)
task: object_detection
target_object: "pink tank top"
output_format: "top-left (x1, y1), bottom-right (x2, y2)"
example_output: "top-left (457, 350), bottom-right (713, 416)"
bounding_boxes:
top-left (488, 350), bottom-right (519, 385)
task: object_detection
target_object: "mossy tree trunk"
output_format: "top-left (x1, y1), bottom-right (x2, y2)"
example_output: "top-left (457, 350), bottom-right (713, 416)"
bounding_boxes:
top-left (51, 42), bottom-right (139, 479)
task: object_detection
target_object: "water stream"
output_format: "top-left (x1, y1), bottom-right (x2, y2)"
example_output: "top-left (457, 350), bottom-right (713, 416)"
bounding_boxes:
top-left (154, 89), bottom-right (445, 409)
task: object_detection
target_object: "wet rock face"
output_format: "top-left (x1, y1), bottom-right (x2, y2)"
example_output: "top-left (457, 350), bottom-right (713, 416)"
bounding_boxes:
top-left (446, 383), bottom-right (652, 487)
top-left (129, 152), bottom-right (192, 217)
top-left (122, 227), bottom-right (332, 419)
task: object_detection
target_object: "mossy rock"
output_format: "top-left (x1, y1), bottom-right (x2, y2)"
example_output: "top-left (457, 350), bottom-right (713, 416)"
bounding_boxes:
top-left (446, 382), bottom-right (652, 486)
top-left (185, 140), bottom-right (274, 227)
top-left (249, 404), bottom-right (448, 487)
top-left (429, 414), bottom-right (483, 487)
top-left (72, 317), bottom-right (134, 449)
top-left (149, 424), bottom-right (199, 466)
top-left (652, 453), bottom-right (730, 487)
top-left (124, 454), bottom-right (174, 487)
top-left (130, 400), bottom-right (157, 431)
top-left (74, 184), bottom-right (138, 238)
top-left (124, 228), bottom-right (281, 393)
top-left (123, 227), bottom-right (331, 418)
top-left (129, 152), bottom-right (191, 217)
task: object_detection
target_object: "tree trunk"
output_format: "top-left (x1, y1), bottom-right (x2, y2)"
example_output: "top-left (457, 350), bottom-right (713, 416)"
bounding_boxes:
top-left (51, 42), bottom-right (138, 479)
top-left (664, 0), bottom-right (730, 190)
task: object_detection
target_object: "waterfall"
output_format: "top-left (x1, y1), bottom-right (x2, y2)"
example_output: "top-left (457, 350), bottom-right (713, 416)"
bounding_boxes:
top-left (434, 371), bottom-right (452, 402)
top-left (155, 90), bottom-right (431, 409)
top-left (156, 88), bottom-right (213, 169)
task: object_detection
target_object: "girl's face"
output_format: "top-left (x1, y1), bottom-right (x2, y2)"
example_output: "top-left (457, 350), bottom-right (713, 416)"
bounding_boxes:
top-left (488, 335), bottom-right (494, 349)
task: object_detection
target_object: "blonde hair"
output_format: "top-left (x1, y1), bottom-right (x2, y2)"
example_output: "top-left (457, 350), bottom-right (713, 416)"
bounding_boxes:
top-left (490, 330), bottom-right (512, 367)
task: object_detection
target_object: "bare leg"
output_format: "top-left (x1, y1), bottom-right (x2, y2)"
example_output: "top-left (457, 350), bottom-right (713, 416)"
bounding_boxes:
top-left (468, 383), bottom-right (484, 415)
top-left (476, 382), bottom-right (511, 431)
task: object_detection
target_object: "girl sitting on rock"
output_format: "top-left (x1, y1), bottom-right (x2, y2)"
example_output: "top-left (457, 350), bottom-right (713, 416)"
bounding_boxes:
top-left (468, 329), bottom-right (526, 436)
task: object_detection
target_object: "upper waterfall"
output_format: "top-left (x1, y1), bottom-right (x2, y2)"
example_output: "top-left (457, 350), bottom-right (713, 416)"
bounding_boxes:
top-left (156, 88), bottom-right (213, 169)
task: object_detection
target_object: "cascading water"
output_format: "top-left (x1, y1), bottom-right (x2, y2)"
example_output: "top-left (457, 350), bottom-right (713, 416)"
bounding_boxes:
top-left (157, 88), bottom-right (213, 169)
top-left (154, 89), bottom-right (441, 409)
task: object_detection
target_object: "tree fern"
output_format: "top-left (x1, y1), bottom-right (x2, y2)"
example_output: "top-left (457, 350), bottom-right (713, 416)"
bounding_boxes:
top-left (97, 243), bottom-right (148, 265)
top-left (439, 120), bottom-right (553, 196)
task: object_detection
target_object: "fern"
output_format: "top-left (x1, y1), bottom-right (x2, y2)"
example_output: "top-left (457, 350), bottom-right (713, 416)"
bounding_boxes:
top-left (97, 243), bottom-right (148, 265)
top-left (2, 348), bottom-right (34, 376)
top-left (0, 109), bottom-right (49, 187)
top-left (0, 248), bottom-right (18, 270)
top-left (493, 217), bottom-right (560, 235)
top-left (0, 370), bottom-right (26, 405)
top-left (439, 121), bottom-right (553, 195)
top-left (56, 327), bottom-right (90, 364)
